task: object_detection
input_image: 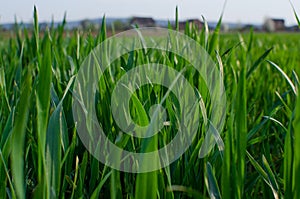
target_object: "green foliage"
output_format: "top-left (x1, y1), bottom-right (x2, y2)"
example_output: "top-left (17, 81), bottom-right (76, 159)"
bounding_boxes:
top-left (0, 7), bottom-right (299, 199)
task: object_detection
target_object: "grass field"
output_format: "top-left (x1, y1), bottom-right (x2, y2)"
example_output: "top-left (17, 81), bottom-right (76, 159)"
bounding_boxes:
top-left (0, 8), bottom-right (299, 199)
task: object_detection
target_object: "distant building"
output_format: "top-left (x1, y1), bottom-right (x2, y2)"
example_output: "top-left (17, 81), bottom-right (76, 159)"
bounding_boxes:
top-left (39, 22), bottom-right (48, 31)
top-left (179, 19), bottom-right (203, 30)
top-left (263, 18), bottom-right (285, 32)
top-left (129, 17), bottom-right (155, 27)
top-left (221, 23), bottom-right (229, 32)
top-left (241, 24), bottom-right (262, 32)
top-left (272, 19), bottom-right (285, 30)
top-left (286, 25), bottom-right (299, 32)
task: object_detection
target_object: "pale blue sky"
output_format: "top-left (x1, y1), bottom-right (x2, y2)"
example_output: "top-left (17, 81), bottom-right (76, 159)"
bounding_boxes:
top-left (0, 0), bottom-right (299, 25)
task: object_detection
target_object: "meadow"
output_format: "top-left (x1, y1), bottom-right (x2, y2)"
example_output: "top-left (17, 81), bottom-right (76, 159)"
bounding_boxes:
top-left (0, 8), bottom-right (299, 199)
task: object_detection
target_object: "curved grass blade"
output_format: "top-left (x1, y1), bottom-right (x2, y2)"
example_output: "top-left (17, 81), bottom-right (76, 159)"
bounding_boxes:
top-left (262, 116), bottom-right (288, 133)
top-left (289, 0), bottom-right (300, 27)
top-left (267, 60), bottom-right (297, 95)
top-left (262, 155), bottom-right (279, 199)
top-left (246, 151), bottom-right (279, 199)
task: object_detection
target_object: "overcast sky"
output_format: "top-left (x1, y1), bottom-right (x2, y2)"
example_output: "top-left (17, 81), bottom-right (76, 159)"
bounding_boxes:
top-left (0, 0), bottom-right (300, 25)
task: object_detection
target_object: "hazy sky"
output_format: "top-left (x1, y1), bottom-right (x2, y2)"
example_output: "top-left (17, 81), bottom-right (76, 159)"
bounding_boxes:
top-left (0, 0), bottom-right (300, 25)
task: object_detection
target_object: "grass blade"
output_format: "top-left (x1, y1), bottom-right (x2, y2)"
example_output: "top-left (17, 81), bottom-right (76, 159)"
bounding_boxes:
top-left (175, 6), bottom-right (179, 31)
top-left (246, 48), bottom-right (273, 79)
top-left (46, 101), bottom-right (67, 198)
top-left (135, 171), bottom-right (158, 199)
top-left (262, 155), bottom-right (279, 199)
top-left (11, 67), bottom-right (32, 199)
top-left (284, 120), bottom-right (293, 199)
top-left (234, 59), bottom-right (247, 198)
top-left (208, 16), bottom-right (222, 55)
top-left (0, 149), bottom-right (16, 198)
top-left (267, 60), bottom-right (297, 95)
top-left (289, 0), bottom-right (300, 27)
top-left (35, 30), bottom-right (52, 197)
top-left (205, 162), bottom-right (221, 199)
top-left (91, 170), bottom-right (112, 199)
top-left (247, 151), bottom-right (279, 198)
top-left (292, 94), bottom-right (300, 198)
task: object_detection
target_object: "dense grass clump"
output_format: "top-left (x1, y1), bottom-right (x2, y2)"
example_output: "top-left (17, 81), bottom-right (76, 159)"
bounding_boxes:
top-left (0, 7), bottom-right (299, 199)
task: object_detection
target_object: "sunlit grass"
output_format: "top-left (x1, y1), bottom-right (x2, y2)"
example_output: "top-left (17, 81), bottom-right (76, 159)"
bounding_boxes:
top-left (0, 7), bottom-right (299, 199)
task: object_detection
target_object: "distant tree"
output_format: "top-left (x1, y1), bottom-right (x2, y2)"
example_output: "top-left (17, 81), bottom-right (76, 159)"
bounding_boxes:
top-left (0, 16), bottom-right (2, 31)
top-left (80, 19), bottom-right (96, 31)
top-left (112, 20), bottom-right (127, 30)
top-left (80, 19), bottom-right (89, 30)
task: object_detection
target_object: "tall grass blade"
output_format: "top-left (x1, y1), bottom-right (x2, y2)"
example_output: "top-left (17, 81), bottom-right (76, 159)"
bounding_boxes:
top-left (33, 6), bottom-right (41, 64)
top-left (175, 6), bottom-right (179, 31)
top-left (205, 162), bottom-right (222, 199)
top-left (11, 68), bottom-right (32, 199)
top-left (201, 16), bottom-right (209, 50)
top-left (46, 80), bottom-right (70, 199)
top-left (110, 170), bottom-right (123, 199)
top-left (135, 171), bottom-right (158, 199)
top-left (292, 94), bottom-right (300, 198)
top-left (289, 0), bottom-right (300, 28)
top-left (0, 149), bottom-right (16, 198)
top-left (235, 58), bottom-right (247, 198)
top-left (262, 155), bottom-right (279, 199)
top-left (96, 15), bottom-right (107, 44)
top-left (247, 151), bottom-right (279, 198)
top-left (0, 109), bottom-right (15, 198)
top-left (208, 16), bottom-right (222, 55)
top-left (284, 119), bottom-right (293, 199)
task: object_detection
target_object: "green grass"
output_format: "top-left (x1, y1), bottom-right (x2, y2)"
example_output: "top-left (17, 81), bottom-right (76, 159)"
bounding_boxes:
top-left (0, 7), bottom-right (300, 199)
